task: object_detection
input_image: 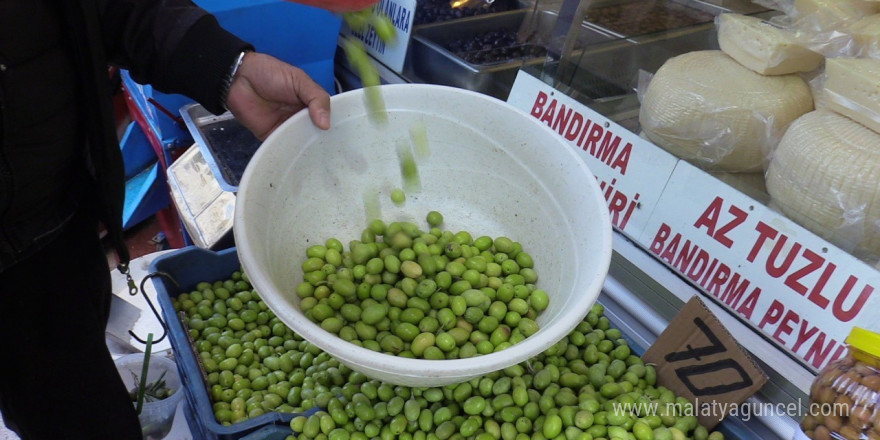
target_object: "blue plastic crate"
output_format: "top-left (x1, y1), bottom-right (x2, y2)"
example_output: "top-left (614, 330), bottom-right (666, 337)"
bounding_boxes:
top-left (121, 71), bottom-right (194, 154)
top-left (239, 424), bottom-right (294, 440)
top-left (150, 246), bottom-right (314, 440)
top-left (152, 250), bottom-right (756, 440)
top-left (123, 161), bottom-right (171, 230)
top-left (120, 121), bottom-right (158, 180)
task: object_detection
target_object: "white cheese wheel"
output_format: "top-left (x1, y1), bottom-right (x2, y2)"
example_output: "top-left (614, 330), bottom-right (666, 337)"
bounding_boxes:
top-left (824, 57), bottom-right (880, 135)
top-left (718, 13), bottom-right (823, 75)
top-left (639, 50), bottom-right (814, 172)
top-left (766, 109), bottom-right (880, 257)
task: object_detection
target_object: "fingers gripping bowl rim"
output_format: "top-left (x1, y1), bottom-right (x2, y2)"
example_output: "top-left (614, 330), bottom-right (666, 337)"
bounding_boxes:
top-left (234, 84), bottom-right (612, 386)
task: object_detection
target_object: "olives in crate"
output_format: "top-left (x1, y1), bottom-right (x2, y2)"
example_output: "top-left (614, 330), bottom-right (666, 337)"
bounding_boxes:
top-left (288, 302), bottom-right (727, 440)
top-left (173, 266), bottom-right (727, 440)
top-left (446, 29), bottom-right (547, 65)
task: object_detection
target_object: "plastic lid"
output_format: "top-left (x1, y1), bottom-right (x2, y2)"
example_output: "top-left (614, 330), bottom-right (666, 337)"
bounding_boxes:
top-left (847, 327), bottom-right (880, 360)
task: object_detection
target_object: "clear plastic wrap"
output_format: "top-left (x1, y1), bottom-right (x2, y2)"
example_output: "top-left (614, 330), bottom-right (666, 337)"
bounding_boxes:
top-left (825, 87), bottom-right (880, 132)
top-left (708, 171), bottom-right (770, 204)
top-left (846, 13), bottom-right (880, 58)
top-left (638, 50), bottom-right (813, 173)
top-left (762, 0), bottom-right (879, 31)
top-left (765, 109), bottom-right (880, 261)
top-left (753, 0), bottom-right (879, 58)
top-left (822, 57), bottom-right (880, 135)
top-left (715, 13), bottom-right (824, 75)
top-left (807, 64), bottom-right (828, 109)
top-left (799, 328), bottom-right (880, 440)
top-left (751, 0), bottom-right (795, 16)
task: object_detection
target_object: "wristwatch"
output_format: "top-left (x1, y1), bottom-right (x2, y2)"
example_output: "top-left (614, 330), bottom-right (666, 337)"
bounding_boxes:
top-left (220, 50), bottom-right (250, 111)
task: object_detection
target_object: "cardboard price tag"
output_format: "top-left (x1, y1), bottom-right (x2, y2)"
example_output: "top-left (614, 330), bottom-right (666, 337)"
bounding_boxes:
top-left (643, 296), bottom-right (768, 429)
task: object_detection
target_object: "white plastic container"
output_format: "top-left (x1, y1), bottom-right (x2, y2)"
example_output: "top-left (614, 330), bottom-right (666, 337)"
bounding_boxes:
top-left (235, 84), bottom-right (612, 386)
top-left (115, 353), bottom-right (184, 440)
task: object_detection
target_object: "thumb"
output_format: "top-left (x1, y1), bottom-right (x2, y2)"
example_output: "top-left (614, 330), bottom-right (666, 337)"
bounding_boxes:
top-left (294, 74), bottom-right (332, 130)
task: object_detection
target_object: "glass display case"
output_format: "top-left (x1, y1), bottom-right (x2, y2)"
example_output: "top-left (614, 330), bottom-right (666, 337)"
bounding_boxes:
top-left (336, 1), bottom-right (880, 439)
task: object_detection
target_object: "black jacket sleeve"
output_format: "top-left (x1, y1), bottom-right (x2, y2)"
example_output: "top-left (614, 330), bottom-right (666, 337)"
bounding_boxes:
top-left (97, 0), bottom-right (253, 114)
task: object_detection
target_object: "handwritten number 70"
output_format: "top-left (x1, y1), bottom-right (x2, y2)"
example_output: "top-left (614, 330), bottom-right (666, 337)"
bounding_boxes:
top-left (664, 318), bottom-right (754, 396)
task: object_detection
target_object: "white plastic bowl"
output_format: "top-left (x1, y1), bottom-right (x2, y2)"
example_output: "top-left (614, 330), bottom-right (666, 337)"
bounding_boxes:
top-left (235, 84), bottom-right (611, 386)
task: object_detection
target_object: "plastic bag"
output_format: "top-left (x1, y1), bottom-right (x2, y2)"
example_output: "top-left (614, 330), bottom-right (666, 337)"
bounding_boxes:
top-left (751, 0), bottom-right (795, 16)
top-left (820, 58), bottom-right (880, 135)
top-left (753, 0), bottom-right (879, 58)
top-left (637, 50), bottom-right (813, 173)
top-left (843, 13), bottom-right (880, 58)
top-left (715, 13), bottom-right (824, 75)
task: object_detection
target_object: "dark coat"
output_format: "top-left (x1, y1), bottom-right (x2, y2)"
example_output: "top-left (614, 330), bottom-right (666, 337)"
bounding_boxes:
top-left (0, 0), bottom-right (251, 270)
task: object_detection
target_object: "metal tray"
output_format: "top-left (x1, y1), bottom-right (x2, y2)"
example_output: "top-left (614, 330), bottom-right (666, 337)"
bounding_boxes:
top-left (580, 0), bottom-right (768, 38)
top-left (405, 8), bottom-right (620, 99)
top-left (413, 0), bottom-right (525, 26)
top-left (179, 103), bottom-right (261, 193)
top-left (532, 0), bottom-right (775, 120)
top-left (544, 8), bottom-right (779, 127)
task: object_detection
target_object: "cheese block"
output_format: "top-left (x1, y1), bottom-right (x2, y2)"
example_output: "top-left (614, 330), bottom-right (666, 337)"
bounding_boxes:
top-left (824, 57), bottom-right (880, 134)
top-left (766, 109), bottom-right (880, 257)
top-left (793, 0), bottom-right (880, 31)
top-left (847, 13), bottom-right (880, 57)
top-left (639, 50), bottom-right (814, 172)
top-left (718, 13), bottom-right (824, 75)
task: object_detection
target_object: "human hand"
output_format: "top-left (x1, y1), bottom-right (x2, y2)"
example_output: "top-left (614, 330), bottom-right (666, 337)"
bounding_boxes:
top-left (285, 0), bottom-right (379, 13)
top-left (225, 52), bottom-right (331, 140)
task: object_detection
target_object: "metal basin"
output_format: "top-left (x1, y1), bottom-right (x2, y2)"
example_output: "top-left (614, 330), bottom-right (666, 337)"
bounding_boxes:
top-left (403, 8), bottom-right (619, 99)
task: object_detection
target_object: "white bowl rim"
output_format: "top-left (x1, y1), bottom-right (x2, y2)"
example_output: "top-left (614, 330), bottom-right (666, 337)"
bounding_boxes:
top-left (234, 83), bottom-right (612, 383)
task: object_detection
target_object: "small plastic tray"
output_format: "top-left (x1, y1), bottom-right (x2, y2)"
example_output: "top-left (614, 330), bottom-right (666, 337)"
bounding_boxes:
top-left (150, 246), bottom-right (309, 440)
top-left (179, 104), bottom-right (260, 193)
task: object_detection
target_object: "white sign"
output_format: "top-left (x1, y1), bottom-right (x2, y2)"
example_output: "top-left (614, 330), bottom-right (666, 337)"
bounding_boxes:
top-left (638, 161), bottom-right (880, 371)
top-left (340, 0), bottom-right (415, 73)
top-left (507, 71), bottom-right (679, 238)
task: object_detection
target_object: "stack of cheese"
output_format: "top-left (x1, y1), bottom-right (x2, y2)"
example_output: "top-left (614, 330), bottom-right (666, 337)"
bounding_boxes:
top-left (638, 13), bottom-right (818, 173)
top-left (728, 0), bottom-right (880, 259)
top-left (790, 0), bottom-right (880, 57)
top-left (790, 0), bottom-right (880, 32)
top-left (639, 1), bottom-right (880, 259)
top-left (757, 0), bottom-right (880, 58)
